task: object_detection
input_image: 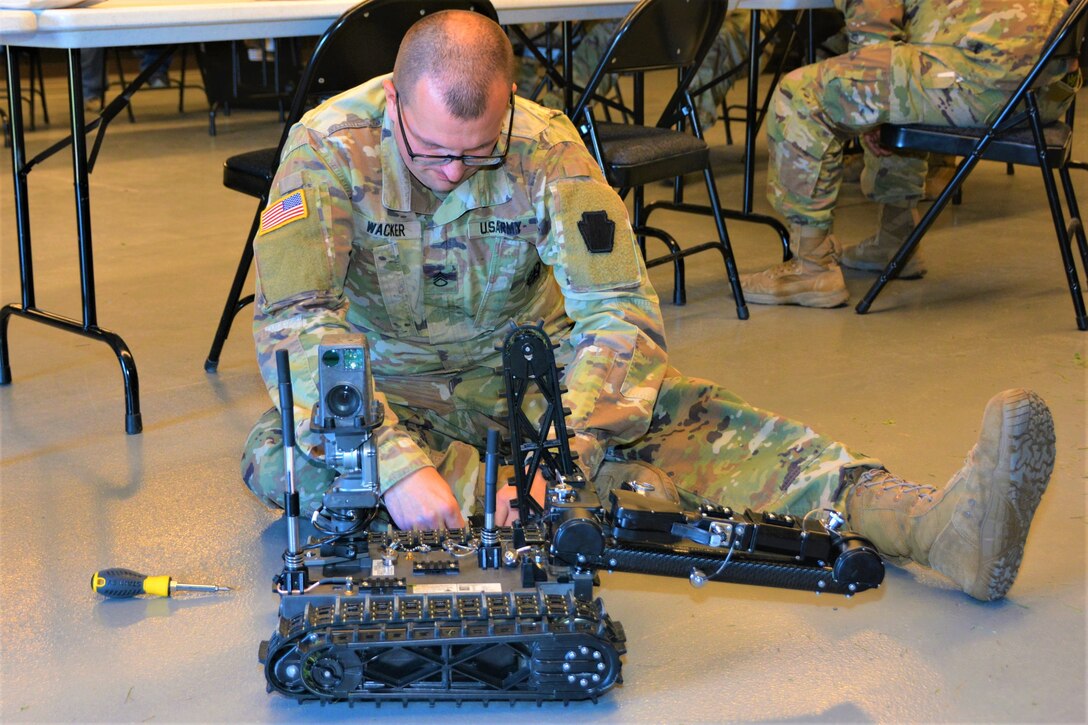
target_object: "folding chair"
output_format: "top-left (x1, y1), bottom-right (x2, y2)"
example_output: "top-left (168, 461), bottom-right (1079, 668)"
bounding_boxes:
top-left (570, 0), bottom-right (747, 317)
top-left (204, 0), bottom-right (499, 372)
top-left (856, 0), bottom-right (1088, 331)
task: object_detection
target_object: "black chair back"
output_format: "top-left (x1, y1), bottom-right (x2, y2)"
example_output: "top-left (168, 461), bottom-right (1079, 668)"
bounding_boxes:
top-left (276, 0), bottom-right (500, 151)
top-left (571, 0), bottom-right (728, 128)
top-left (562, 0), bottom-right (748, 317)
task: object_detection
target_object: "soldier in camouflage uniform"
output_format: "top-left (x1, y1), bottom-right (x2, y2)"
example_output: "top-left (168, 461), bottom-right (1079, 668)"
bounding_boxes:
top-left (741, 0), bottom-right (1083, 307)
top-left (241, 10), bottom-right (1057, 600)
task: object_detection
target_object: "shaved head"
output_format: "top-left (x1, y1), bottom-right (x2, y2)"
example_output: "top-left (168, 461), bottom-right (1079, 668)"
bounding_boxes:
top-left (394, 9), bottom-right (515, 119)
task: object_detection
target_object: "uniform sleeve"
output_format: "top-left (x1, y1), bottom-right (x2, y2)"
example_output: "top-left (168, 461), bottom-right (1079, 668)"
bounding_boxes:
top-left (530, 116), bottom-right (669, 478)
top-left (252, 125), bottom-right (434, 487)
top-left (834, 0), bottom-right (906, 48)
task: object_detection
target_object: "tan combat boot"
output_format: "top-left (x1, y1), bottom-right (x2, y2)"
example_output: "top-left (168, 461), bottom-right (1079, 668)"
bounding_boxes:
top-left (843, 389), bottom-right (1055, 601)
top-left (739, 226), bottom-right (848, 307)
top-left (840, 203), bottom-right (927, 279)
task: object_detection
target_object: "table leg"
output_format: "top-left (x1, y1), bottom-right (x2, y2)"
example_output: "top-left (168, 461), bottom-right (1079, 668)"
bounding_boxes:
top-left (1, 47), bottom-right (143, 434)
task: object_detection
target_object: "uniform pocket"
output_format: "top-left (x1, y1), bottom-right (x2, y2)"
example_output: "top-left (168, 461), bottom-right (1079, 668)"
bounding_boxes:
top-left (349, 214), bottom-right (422, 338)
top-left (472, 235), bottom-right (538, 329)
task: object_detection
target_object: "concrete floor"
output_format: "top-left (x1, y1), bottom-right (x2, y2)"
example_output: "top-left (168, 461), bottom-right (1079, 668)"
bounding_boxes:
top-left (1, 68), bottom-right (1085, 724)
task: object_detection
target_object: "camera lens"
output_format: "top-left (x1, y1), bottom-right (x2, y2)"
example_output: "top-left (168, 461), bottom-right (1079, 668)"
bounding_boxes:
top-left (326, 384), bottom-right (362, 418)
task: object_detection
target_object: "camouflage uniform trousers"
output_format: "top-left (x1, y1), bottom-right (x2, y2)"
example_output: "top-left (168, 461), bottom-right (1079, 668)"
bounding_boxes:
top-left (242, 373), bottom-right (880, 521)
top-left (523, 12), bottom-right (775, 131)
top-left (767, 43), bottom-right (1081, 228)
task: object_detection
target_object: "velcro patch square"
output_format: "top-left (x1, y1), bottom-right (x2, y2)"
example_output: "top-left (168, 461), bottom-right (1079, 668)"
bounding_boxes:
top-left (553, 179), bottom-right (641, 292)
top-left (258, 190), bottom-right (308, 236)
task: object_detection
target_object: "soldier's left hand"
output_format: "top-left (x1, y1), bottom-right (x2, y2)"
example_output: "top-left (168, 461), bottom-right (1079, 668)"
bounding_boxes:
top-left (495, 471), bottom-right (547, 527)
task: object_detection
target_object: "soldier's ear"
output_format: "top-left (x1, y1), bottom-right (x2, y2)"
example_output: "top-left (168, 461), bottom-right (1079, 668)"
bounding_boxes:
top-left (382, 79), bottom-right (397, 111)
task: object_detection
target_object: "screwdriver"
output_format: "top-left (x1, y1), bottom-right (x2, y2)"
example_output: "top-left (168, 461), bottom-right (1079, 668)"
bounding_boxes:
top-left (91, 568), bottom-right (232, 598)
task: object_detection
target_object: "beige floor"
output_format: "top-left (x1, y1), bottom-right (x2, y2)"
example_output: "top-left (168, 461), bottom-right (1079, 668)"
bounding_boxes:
top-left (1, 68), bottom-right (1085, 723)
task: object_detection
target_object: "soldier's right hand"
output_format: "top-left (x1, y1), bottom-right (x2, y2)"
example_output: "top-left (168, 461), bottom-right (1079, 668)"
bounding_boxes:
top-left (382, 466), bottom-right (467, 530)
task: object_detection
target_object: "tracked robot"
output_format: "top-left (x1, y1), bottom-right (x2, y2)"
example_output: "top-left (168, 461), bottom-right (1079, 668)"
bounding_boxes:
top-left (260, 324), bottom-right (884, 704)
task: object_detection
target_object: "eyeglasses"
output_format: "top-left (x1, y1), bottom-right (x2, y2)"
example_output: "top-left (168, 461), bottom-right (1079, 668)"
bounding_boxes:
top-left (394, 89), bottom-right (514, 168)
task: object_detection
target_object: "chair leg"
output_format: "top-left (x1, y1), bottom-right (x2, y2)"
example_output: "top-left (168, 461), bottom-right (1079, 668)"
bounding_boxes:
top-left (702, 166), bottom-right (748, 320)
top-left (204, 208), bottom-right (260, 371)
top-left (178, 44), bottom-right (187, 113)
top-left (31, 49), bottom-right (48, 125)
top-left (111, 49), bottom-right (137, 123)
top-left (857, 155), bottom-right (980, 314)
top-left (636, 225), bottom-right (688, 305)
top-left (1058, 164), bottom-right (1088, 278)
top-left (1039, 162), bottom-right (1087, 330)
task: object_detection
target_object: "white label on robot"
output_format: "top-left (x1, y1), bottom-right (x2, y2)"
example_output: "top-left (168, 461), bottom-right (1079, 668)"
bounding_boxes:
top-left (411, 583), bottom-right (503, 594)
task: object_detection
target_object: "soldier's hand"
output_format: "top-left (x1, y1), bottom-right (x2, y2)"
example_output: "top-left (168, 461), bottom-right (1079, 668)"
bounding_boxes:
top-left (494, 471), bottom-right (547, 527)
top-left (860, 128), bottom-right (893, 158)
top-left (382, 466), bottom-right (466, 530)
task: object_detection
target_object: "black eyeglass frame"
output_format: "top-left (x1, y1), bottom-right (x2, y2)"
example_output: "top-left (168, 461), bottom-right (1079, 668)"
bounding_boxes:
top-left (394, 89), bottom-right (515, 168)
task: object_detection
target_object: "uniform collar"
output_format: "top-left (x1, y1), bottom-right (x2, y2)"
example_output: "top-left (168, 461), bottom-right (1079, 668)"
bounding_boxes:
top-left (379, 108), bottom-right (514, 224)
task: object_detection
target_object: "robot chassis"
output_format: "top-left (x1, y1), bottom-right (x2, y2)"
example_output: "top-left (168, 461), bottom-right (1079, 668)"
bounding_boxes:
top-left (260, 324), bottom-right (885, 705)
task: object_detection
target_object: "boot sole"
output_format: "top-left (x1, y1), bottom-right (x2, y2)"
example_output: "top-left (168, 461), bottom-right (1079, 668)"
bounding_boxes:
top-left (742, 288), bottom-right (849, 308)
top-left (839, 258), bottom-right (927, 280)
top-left (966, 390), bottom-right (1055, 600)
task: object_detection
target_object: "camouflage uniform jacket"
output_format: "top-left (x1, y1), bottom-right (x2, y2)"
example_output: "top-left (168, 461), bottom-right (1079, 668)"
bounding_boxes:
top-left (835, 0), bottom-right (1074, 90)
top-left (252, 74), bottom-right (667, 490)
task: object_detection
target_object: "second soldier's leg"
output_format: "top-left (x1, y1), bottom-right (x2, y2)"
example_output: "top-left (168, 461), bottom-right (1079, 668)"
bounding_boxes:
top-left (742, 46), bottom-right (899, 306)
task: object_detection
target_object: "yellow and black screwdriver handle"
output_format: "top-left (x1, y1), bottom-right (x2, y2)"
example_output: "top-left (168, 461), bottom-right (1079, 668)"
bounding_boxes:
top-left (92, 568), bottom-right (230, 598)
top-left (92, 568), bottom-right (173, 598)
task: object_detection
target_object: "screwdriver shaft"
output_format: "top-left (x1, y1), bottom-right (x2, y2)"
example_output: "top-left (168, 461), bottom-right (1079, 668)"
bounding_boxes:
top-left (171, 582), bottom-right (232, 594)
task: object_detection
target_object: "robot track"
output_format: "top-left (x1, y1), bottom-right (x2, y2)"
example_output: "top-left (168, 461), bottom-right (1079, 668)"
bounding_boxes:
top-left (261, 590), bottom-right (626, 704)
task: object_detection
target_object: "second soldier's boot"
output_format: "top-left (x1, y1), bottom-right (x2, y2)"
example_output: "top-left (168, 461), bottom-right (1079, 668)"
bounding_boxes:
top-left (739, 226), bottom-right (848, 308)
top-left (842, 389), bottom-right (1055, 601)
top-left (839, 203), bottom-right (927, 279)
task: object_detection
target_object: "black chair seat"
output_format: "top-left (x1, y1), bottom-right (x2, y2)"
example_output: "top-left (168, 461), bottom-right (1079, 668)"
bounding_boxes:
top-left (857, 0), bottom-right (1088, 330)
top-left (595, 122), bottom-right (710, 188)
top-left (881, 121), bottom-right (1072, 168)
top-left (223, 147), bottom-right (278, 197)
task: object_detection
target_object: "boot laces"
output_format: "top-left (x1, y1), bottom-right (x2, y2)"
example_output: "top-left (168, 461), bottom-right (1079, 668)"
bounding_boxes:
top-left (856, 470), bottom-right (937, 502)
top-left (755, 259), bottom-right (804, 280)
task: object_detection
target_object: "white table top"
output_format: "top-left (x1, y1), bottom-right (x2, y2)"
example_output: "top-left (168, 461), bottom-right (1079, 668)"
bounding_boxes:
top-left (0, 0), bottom-right (832, 48)
top-left (0, 0), bottom-right (629, 46)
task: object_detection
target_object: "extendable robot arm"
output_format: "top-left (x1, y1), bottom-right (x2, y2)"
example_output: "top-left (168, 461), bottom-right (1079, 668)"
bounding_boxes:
top-left (500, 323), bottom-right (884, 599)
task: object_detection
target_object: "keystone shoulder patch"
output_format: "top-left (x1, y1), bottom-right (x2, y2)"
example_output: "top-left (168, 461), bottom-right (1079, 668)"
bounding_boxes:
top-left (577, 210), bottom-right (615, 254)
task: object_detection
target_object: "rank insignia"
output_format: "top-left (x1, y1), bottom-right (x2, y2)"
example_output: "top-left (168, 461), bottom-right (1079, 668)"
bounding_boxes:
top-left (258, 189), bottom-right (308, 236)
top-left (577, 210), bottom-right (615, 254)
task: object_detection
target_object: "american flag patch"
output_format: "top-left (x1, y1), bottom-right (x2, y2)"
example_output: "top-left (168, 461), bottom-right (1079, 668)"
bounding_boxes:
top-left (258, 190), bottom-right (308, 235)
